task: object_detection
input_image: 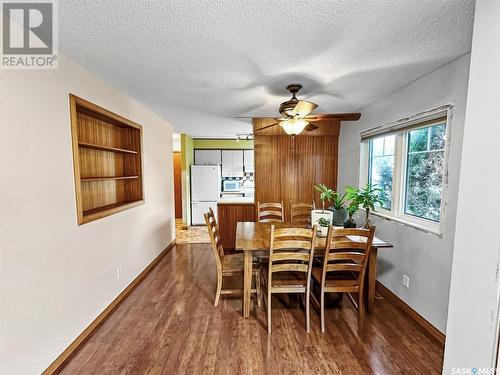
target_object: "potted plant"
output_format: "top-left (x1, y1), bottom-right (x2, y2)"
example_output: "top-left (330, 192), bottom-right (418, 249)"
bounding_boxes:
top-left (328, 191), bottom-right (347, 226)
top-left (311, 184), bottom-right (334, 226)
top-left (346, 184), bottom-right (382, 228)
top-left (344, 202), bottom-right (358, 228)
top-left (317, 217), bottom-right (331, 236)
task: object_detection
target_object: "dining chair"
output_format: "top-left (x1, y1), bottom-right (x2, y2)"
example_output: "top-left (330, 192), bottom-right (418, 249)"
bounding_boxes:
top-left (262, 225), bottom-right (317, 333)
top-left (204, 209), bottom-right (261, 307)
top-left (311, 226), bottom-right (375, 332)
top-left (257, 201), bottom-right (284, 223)
top-left (290, 200), bottom-right (315, 223)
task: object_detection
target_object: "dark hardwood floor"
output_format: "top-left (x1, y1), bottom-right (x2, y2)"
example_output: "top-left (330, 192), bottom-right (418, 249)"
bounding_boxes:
top-left (58, 243), bottom-right (444, 374)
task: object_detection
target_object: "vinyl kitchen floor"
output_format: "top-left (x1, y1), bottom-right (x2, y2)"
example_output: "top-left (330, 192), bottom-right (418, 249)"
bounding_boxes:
top-left (175, 219), bottom-right (210, 244)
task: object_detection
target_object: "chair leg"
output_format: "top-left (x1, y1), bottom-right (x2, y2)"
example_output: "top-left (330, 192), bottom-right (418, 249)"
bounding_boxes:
top-left (262, 274), bottom-right (268, 310)
top-left (255, 271), bottom-right (262, 308)
top-left (267, 291), bottom-right (272, 333)
top-left (358, 290), bottom-right (365, 332)
top-left (214, 273), bottom-right (222, 307)
top-left (305, 290), bottom-right (311, 333)
top-left (320, 289), bottom-right (325, 333)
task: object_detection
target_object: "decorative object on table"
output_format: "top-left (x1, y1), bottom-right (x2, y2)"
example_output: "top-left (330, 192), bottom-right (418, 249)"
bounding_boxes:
top-left (344, 202), bottom-right (359, 228)
top-left (328, 191), bottom-right (347, 226)
top-left (346, 184), bottom-right (382, 228)
top-left (311, 184), bottom-right (334, 225)
top-left (317, 217), bottom-right (331, 236)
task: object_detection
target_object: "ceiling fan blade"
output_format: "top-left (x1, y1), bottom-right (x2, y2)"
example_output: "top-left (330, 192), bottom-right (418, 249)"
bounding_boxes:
top-left (235, 116), bottom-right (273, 119)
top-left (290, 100), bottom-right (318, 118)
top-left (304, 113), bottom-right (361, 121)
top-left (304, 123), bottom-right (319, 132)
top-left (255, 122), bottom-right (279, 131)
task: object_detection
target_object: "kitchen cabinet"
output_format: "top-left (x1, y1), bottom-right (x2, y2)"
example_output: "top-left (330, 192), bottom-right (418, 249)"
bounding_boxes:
top-left (221, 151), bottom-right (232, 176)
top-left (243, 149), bottom-right (254, 172)
top-left (194, 149), bottom-right (221, 165)
top-left (221, 150), bottom-right (244, 177)
top-left (233, 151), bottom-right (244, 176)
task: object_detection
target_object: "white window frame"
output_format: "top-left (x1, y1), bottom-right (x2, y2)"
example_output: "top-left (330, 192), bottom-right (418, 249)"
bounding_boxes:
top-left (359, 105), bottom-right (453, 236)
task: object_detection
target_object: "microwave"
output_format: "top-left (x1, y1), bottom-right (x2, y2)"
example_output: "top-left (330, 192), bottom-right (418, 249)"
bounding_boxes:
top-left (223, 179), bottom-right (243, 192)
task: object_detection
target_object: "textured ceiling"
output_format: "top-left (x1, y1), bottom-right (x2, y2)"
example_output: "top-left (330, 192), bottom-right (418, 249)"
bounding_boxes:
top-left (59, 0), bottom-right (474, 137)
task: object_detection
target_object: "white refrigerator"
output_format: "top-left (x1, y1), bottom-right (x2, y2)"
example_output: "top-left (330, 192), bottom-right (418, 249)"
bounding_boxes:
top-left (191, 165), bottom-right (221, 225)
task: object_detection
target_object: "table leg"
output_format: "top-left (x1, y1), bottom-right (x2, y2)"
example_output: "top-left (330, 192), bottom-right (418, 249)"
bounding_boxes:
top-left (367, 247), bottom-right (378, 314)
top-left (243, 250), bottom-right (252, 318)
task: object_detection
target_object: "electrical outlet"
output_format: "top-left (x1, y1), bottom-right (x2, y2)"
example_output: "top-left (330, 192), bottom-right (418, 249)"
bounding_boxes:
top-left (116, 266), bottom-right (121, 280)
top-left (402, 274), bottom-right (410, 288)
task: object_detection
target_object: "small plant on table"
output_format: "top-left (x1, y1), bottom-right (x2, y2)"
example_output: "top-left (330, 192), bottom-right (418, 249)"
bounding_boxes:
top-left (317, 217), bottom-right (331, 236)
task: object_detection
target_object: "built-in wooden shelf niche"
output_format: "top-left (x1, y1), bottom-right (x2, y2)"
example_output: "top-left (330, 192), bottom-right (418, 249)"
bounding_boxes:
top-left (70, 94), bottom-right (144, 224)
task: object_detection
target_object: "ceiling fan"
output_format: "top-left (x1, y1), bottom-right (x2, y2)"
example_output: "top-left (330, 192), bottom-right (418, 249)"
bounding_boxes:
top-left (236, 83), bottom-right (360, 135)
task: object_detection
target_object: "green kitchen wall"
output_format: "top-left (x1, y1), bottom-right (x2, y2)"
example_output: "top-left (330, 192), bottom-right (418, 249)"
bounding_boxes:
top-left (193, 139), bottom-right (254, 149)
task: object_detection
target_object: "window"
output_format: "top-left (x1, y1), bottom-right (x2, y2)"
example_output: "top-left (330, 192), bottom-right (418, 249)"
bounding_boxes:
top-left (368, 135), bottom-right (395, 209)
top-left (404, 124), bottom-right (446, 222)
top-left (361, 109), bottom-right (450, 234)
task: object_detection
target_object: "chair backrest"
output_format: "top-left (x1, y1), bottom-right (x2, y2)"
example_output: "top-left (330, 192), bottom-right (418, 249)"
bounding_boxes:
top-left (321, 226), bottom-right (375, 285)
top-left (268, 225), bottom-right (317, 282)
top-left (290, 200), bottom-right (315, 223)
top-left (204, 208), bottom-right (224, 269)
top-left (257, 201), bottom-right (284, 223)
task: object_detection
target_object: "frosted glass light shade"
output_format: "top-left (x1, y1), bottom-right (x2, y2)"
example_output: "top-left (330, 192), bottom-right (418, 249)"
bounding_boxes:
top-left (280, 119), bottom-right (308, 135)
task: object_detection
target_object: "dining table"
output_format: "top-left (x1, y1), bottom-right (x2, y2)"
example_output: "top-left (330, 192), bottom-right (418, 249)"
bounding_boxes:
top-left (235, 221), bottom-right (393, 318)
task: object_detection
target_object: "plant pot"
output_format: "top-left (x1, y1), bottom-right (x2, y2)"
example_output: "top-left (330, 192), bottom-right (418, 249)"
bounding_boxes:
top-left (318, 225), bottom-right (329, 236)
top-left (329, 207), bottom-right (347, 227)
top-left (311, 209), bottom-right (333, 227)
top-left (343, 218), bottom-right (357, 228)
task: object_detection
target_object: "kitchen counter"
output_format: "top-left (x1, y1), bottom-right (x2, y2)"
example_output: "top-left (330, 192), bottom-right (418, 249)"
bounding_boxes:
top-left (216, 199), bottom-right (255, 249)
top-left (217, 196), bottom-right (255, 205)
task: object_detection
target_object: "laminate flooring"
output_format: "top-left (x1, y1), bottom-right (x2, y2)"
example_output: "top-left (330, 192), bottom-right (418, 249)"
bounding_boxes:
top-left (58, 243), bottom-right (444, 375)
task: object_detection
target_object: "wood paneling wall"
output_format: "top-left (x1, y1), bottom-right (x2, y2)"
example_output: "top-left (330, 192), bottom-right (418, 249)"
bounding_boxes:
top-left (254, 119), bottom-right (341, 218)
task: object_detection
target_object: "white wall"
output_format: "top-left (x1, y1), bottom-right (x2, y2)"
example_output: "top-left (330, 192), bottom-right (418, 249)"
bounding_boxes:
top-left (0, 53), bottom-right (175, 374)
top-left (338, 54), bottom-right (470, 332)
top-left (173, 133), bottom-right (181, 151)
top-left (443, 1), bottom-right (500, 371)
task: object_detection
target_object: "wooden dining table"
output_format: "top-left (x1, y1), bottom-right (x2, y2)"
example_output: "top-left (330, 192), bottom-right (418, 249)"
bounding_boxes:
top-left (235, 221), bottom-right (393, 318)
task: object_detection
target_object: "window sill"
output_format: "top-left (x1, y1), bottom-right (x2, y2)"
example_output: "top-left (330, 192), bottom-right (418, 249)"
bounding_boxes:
top-left (370, 210), bottom-right (442, 237)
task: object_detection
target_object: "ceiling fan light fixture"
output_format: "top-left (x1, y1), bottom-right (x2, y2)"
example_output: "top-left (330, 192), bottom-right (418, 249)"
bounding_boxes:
top-left (280, 119), bottom-right (308, 136)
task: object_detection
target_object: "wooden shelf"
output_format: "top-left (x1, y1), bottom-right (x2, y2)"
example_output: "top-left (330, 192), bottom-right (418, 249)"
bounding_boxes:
top-left (70, 94), bottom-right (144, 225)
top-left (81, 176), bottom-right (139, 182)
top-left (81, 200), bottom-right (144, 223)
top-left (78, 142), bottom-right (138, 154)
